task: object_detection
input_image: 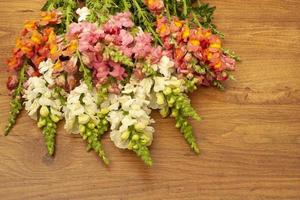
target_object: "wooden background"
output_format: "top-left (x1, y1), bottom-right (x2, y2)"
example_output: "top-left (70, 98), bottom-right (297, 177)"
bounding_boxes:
top-left (0, 0), bottom-right (299, 199)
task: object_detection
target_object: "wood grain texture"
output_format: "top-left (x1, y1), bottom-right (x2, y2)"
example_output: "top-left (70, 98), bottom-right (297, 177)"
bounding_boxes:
top-left (0, 0), bottom-right (300, 199)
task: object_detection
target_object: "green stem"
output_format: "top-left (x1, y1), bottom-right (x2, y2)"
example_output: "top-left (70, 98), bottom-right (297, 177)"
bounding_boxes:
top-left (183, 0), bottom-right (188, 17)
top-left (131, 0), bottom-right (163, 45)
top-left (77, 50), bottom-right (93, 90)
top-left (173, 0), bottom-right (178, 16)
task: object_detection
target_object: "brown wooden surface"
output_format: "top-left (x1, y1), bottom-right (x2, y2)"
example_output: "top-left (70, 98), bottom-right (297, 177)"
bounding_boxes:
top-left (0, 0), bottom-right (299, 199)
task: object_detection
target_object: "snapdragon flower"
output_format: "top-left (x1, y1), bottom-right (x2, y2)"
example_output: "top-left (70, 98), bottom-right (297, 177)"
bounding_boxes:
top-left (23, 75), bottom-right (64, 155)
top-left (105, 78), bottom-right (155, 166)
top-left (64, 82), bottom-right (109, 164)
top-left (147, 55), bottom-right (201, 154)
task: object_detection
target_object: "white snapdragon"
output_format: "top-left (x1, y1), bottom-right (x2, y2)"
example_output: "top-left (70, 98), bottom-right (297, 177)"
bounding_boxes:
top-left (76, 7), bottom-right (90, 22)
top-left (149, 56), bottom-right (186, 109)
top-left (105, 78), bottom-right (155, 149)
top-left (23, 77), bottom-right (63, 120)
top-left (64, 82), bottom-right (98, 134)
top-left (38, 59), bottom-right (54, 85)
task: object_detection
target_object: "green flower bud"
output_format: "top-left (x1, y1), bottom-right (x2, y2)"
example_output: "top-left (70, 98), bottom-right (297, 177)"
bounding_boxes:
top-left (156, 92), bottom-right (165, 105)
top-left (134, 123), bottom-right (145, 132)
top-left (50, 114), bottom-right (60, 123)
top-left (141, 135), bottom-right (150, 145)
top-left (171, 109), bottom-right (179, 117)
top-left (82, 135), bottom-right (87, 141)
top-left (168, 97), bottom-right (175, 107)
top-left (173, 88), bottom-right (181, 95)
top-left (102, 120), bottom-right (108, 125)
top-left (78, 114), bottom-right (90, 125)
top-left (48, 122), bottom-right (53, 128)
top-left (100, 108), bottom-right (109, 115)
top-left (132, 134), bottom-right (140, 141)
top-left (40, 106), bottom-right (49, 117)
top-left (163, 87), bottom-right (172, 95)
top-left (37, 118), bottom-right (46, 128)
top-left (79, 124), bottom-right (86, 134)
top-left (128, 141), bottom-right (133, 150)
top-left (133, 144), bottom-right (139, 150)
top-left (87, 122), bottom-right (95, 129)
top-left (160, 107), bottom-right (170, 118)
top-left (121, 130), bottom-right (130, 141)
top-left (86, 130), bottom-right (92, 137)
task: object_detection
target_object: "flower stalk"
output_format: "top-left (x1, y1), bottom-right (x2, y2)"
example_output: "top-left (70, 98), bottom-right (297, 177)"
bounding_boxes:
top-left (4, 64), bottom-right (26, 136)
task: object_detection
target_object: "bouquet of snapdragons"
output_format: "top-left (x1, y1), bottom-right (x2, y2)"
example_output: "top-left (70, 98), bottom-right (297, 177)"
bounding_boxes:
top-left (4, 0), bottom-right (239, 166)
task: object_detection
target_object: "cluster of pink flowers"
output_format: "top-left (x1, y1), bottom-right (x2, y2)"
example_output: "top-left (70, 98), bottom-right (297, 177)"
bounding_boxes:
top-left (67, 12), bottom-right (163, 87)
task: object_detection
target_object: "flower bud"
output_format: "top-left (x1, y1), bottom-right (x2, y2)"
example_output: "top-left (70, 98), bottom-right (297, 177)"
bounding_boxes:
top-left (163, 87), bottom-right (172, 95)
top-left (121, 130), bottom-right (130, 141)
top-left (168, 97), bottom-right (175, 106)
top-left (171, 109), bottom-right (179, 117)
top-left (100, 108), bottom-right (109, 115)
top-left (79, 124), bottom-right (86, 134)
top-left (40, 106), bottom-right (49, 117)
top-left (173, 88), bottom-right (181, 95)
top-left (78, 114), bottom-right (90, 125)
top-left (86, 130), bottom-right (92, 137)
top-left (160, 107), bottom-right (170, 118)
top-left (134, 123), bottom-right (145, 132)
top-left (48, 122), bottom-right (53, 128)
top-left (133, 144), bottom-right (139, 150)
top-left (128, 141), bottom-right (133, 150)
top-left (156, 92), bottom-right (165, 105)
top-left (87, 122), bottom-right (95, 129)
top-left (50, 114), bottom-right (60, 123)
top-left (141, 135), bottom-right (150, 145)
top-left (132, 134), bottom-right (140, 141)
top-left (102, 120), bottom-right (108, 125)
top-left (37, 118), bottom-right (46, 128)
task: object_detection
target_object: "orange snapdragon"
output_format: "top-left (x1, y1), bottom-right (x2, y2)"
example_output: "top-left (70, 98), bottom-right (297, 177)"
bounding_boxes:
top-left (6, 11), bottom-right (62, 90)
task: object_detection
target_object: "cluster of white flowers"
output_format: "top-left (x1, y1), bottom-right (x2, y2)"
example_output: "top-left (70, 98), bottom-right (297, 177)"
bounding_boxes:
top-left (23, 60), bottom-right (63, 120)
top-left (64, 82), bottom-right (99, 134)
top-left (103, 78), bottom-right (155, 149)
top-left (150, 56), bottom-right (186, 108)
